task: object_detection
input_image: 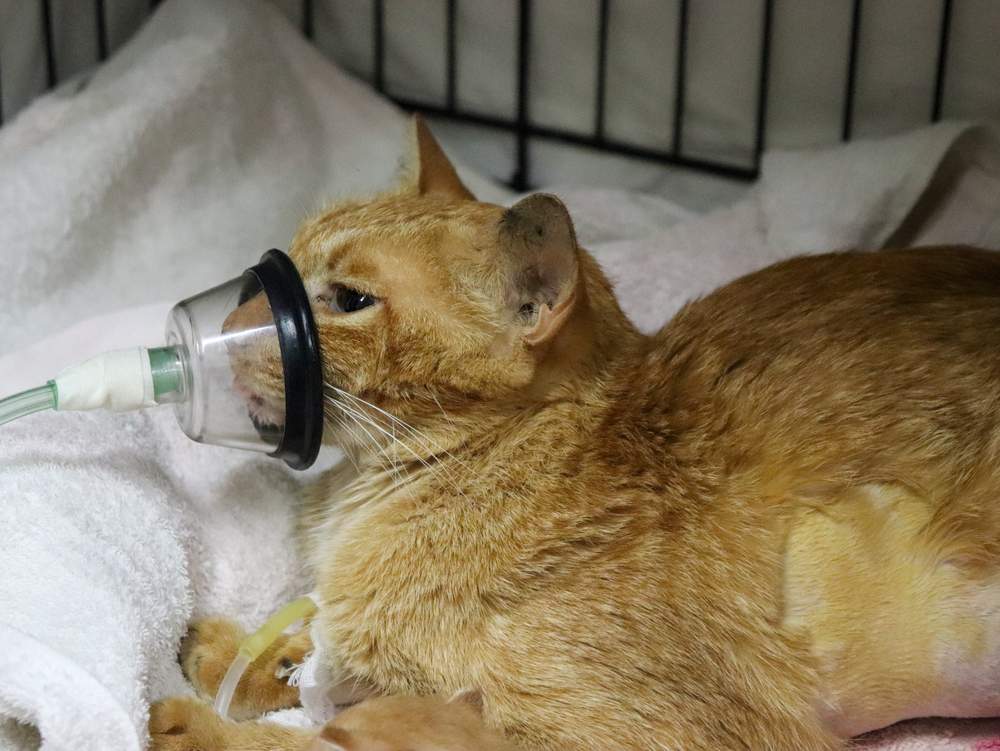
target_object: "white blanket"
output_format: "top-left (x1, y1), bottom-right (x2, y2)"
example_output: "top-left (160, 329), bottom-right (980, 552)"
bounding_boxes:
top-left (3, 2), bottom-right (1000, 750)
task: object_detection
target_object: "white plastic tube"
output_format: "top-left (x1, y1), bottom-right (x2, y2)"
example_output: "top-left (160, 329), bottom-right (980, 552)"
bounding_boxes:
top-left (213, 652), bottom-right (252, 720)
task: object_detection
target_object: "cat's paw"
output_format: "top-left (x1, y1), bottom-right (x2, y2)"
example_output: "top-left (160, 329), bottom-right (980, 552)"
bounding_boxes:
top-left (179, 618), bottom-right (243, 701)
top-left (180, 617), bottom-right (308, 719)
top-left (148, 696), bottom-right (226, 751)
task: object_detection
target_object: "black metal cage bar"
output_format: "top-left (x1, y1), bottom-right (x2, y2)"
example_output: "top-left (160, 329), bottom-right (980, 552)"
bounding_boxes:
top-left (671, 0), bottom-right (690, 158)
top-left (753, 0), bottom-right (775, 170)
top-left (931, 0), bottom-right (953, 122)
top-left (302, 0), bottom-right (314, 41)
top-left (96, 0), bottom-right (109, 62)
top-left (841, 0), bottom-right (864, 142)
top-left (593, 0), bottom-right (610, 142)
top-left (372, 0), bottom-right (385, 94)
top-left (445, 0), bottom-right (457, 112)
top-left (0, 0), bottom-right (976, 184)
top-left (41, 0), bottom-right (57, 89)
top-left (513, 0), bottom-right (532, 191)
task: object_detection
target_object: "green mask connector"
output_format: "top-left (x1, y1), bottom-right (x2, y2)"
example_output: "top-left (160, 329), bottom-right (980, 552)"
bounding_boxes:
top-left (147, 346), bottom-right (186, 404)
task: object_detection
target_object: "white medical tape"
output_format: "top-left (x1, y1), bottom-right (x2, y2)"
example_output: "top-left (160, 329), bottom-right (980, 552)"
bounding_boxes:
top-left (54, 347), bottom-right (157, 411)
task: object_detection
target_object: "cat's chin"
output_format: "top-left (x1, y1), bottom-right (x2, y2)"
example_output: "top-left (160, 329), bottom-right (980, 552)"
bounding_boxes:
top-left (245, 391), bottom-right (284, 426)
top-left (233, 376), bottom-right (285, 437)
top-left (249, 410), bottom-right (284, 443)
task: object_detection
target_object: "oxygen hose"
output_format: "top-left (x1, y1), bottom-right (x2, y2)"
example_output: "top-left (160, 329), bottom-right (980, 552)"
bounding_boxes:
top-left (0, 346), bottom-right (186, 426)
top-left (0, 383), bottom-right (58, 425)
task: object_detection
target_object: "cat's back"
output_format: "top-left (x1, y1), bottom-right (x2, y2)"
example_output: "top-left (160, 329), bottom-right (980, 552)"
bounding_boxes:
top-left (634, 246), bottom-right (1000, 489)
top-left (653, 245), bottom-right (1000, 393)
top-left (660, 245), bottom-right (1000, 354)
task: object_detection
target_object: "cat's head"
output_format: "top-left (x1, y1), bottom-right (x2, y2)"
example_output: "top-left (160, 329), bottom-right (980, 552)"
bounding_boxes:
top-left (308, 690), bottom-right (517, 751)
top-left (287, 117), bottom-right (610, 450)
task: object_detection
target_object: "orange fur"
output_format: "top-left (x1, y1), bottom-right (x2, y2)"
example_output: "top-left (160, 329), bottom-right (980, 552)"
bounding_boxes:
top-left (152, 117), bottom-right (1000, 751)
top-left (149, 692), bottom-right (514, 751)
top-left (309, 692), bottom-right (518, 751)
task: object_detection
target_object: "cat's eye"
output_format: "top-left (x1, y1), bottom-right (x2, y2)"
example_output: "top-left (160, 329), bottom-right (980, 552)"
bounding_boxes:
top-left (330, 285), bottom-right (378, 314)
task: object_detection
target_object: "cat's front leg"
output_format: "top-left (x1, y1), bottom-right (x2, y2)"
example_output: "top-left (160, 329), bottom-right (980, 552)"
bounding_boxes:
top-left (180, 617), bottom-right (312, 719)
top-left (148, 696), bottom-right (315, 751)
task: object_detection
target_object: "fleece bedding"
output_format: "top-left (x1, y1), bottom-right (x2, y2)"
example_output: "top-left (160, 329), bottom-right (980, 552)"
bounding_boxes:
top-left (3, 1), bottom-right (1000, 749)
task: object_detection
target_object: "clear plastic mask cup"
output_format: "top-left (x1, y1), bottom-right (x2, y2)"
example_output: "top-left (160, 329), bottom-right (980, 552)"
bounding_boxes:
top-left (163, 272), bottom-right (287, 454)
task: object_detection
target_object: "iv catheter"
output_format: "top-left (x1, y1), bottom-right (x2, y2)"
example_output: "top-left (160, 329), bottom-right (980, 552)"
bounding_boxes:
top-left (0, 249), bottom-right (325, 469)
top-left (214, 595), bottom-right (319, 719)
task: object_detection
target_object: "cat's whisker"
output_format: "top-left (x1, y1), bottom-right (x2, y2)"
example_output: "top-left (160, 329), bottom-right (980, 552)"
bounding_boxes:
top-left (429, 390), bottom-right (457, 428)
top-left (322, 382), bottom-right (475, 505)
top-left (325, 402), bottom-right (390, 478)
top-left (336, 400), bottom-right (429, 477)
top-left (325, 384), bottom-right (440, 452)
top-left (325, 383), bottom-right (474, 481)
top-left (326, 396), bottom-right (421, 497)
top-left (322, 406), bottom-right (364, 475)
top-left (327, 397), bottom-right (411, 489)
top-left (333, 400), bottom-right (470, 500)
top-left (325, 389), bottom-right (472, 503)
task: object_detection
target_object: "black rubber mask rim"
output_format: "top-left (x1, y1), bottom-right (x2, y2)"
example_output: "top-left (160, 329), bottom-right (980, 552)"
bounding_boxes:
top-left (245, 249), bottom-right (323, 470)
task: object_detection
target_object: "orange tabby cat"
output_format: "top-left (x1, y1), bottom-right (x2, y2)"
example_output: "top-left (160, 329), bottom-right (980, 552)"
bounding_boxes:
top-left (150, 117), bottom-right (1000, 751)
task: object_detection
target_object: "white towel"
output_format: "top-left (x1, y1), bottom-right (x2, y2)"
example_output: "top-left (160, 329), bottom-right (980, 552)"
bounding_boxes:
top-left (3, 0), bottom-right (1000, 749)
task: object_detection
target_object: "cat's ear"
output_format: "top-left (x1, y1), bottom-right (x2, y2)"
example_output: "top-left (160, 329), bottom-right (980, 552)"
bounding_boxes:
top-left (500, 193), bottom-right (580, 348)
top-left (407, 115), bottom-right (475, 201)
top-left (309, 725), bottom-right (355, 751)
top-left (448, 688), bottom-right (485, 717)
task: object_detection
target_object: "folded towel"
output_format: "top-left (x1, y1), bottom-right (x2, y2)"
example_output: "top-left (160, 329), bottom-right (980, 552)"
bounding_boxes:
top-left (3, 1), bottom-right (1000, 749)
top-left (854, 718), bottom-right (1000, 750)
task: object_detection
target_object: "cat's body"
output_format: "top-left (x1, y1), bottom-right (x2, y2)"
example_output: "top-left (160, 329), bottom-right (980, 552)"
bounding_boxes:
top-left (151, 120), bottom-right (1000, 751)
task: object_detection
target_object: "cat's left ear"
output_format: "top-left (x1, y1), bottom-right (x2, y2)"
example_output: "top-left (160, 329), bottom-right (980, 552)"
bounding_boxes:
top-left (407, 115), bottom-right (475, 201)
top-left (500, 193), bottom-right (580, 348)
